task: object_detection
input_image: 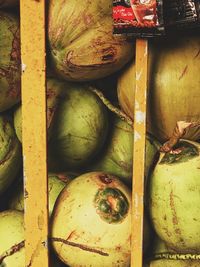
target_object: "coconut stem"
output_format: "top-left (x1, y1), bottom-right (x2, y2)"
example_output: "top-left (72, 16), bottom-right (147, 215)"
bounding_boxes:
top-left (160, 121), bottom-right (200, 153)
top-left (89, 87), bottom-right (133, 126)
top-left (0, 240), bottom-right (25, 263)
top-left (152, 252), bottom-right (200, 260)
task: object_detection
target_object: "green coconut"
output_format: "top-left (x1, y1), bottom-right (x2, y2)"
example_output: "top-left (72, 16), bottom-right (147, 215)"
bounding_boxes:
top-left (48, 0), bottom-right (133, 81)
top-left (91, 115), bottom-right (160, 184)
top-left (0, 11), bottom-right (20, 112)
top-left (0, 210), bottom-right (24, 267)
top-left (8, 173), bottom-right (71, 217)
top-left (0, 115), bottom-right (22, 195)
top-left (148, 139), bottom-right (200, 253)
top-left (49, 82), bottom-right (109, 170)
top-left (51, 171), bottom-right (132, 267)
top-left (149, 236), bottom-right (200, 267)
top-left (13, 78), bottom-right (64, 142)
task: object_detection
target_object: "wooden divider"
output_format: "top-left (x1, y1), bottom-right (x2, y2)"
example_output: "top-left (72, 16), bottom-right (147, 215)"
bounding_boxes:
top-left (131, 39), bottom-right (148, 267)
top-left (20, 0), bottom-right (49, 266)
top-left (20, 1), bottom-right (147, 266)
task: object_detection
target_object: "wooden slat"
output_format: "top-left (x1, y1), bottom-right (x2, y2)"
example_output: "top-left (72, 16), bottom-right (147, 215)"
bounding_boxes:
top-left (20, 1), bottom-right (49, 266)
top-left (131, 39), bottom-right (148, 267)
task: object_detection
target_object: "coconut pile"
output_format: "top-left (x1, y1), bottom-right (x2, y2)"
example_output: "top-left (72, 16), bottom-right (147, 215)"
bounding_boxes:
top-left (0, 1), bottom-right (199, 267)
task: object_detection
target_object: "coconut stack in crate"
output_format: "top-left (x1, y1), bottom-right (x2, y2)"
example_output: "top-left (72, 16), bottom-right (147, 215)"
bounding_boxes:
top-left (0, 0), bottom-right (200, 267)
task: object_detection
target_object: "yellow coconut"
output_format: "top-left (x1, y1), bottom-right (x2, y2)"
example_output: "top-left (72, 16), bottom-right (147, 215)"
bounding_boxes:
top-left (51, 172), bottom-right (132, 267)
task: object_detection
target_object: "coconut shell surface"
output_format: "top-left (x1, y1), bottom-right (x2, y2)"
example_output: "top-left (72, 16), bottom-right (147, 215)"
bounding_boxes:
top-left (0, 210), bottom-right (24, 267)
top-left (0, 11), bottom-right (20, 112)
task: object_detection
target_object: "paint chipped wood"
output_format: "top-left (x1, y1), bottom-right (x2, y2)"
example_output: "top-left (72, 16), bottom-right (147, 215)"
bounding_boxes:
top-left (20, 0), bottom-right (49, 266)
top-left (131, 39), bottom-right (148, 267)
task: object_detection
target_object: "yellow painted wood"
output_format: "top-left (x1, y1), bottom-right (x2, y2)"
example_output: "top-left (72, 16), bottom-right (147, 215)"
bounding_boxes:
top-left (20, 1), bottom-right (49, 266)
top-left (131, 39), bottom-right (148, 267)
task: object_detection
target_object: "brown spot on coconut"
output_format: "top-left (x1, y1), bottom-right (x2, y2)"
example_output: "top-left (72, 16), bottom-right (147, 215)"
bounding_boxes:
top-left (148, 236), bottom-right (200, 267)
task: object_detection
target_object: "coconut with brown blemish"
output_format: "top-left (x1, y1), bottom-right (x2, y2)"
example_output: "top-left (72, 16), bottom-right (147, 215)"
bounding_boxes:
top-left (51, 172), bottom-right (133, 266)
top-left (47, 0), bottom-right (133, 81)
top-left (0, 11), bottom-right (20, 112)
top-left (148, 139), bottom-right (200, 253)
